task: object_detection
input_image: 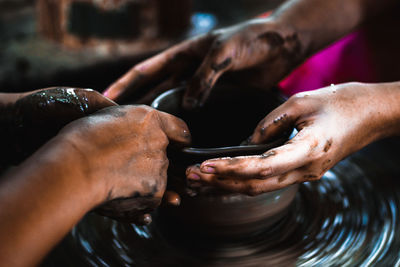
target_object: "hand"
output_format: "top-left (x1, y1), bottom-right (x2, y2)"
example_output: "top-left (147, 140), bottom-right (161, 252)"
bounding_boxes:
top-left (186, 82), bottom-right (400, 195)
top-left (59, 105), bottom-right (191, 222)
top-left (1, 87), bottom-right (116, 165)
top-left (0, 105), bottom-right (190, 266)
top-left (103, 18), bottom-right (304, 108)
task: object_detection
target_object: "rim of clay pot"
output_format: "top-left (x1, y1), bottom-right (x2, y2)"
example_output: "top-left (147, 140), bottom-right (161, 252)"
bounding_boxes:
top-left (151, 87), bottom-right (289, 159)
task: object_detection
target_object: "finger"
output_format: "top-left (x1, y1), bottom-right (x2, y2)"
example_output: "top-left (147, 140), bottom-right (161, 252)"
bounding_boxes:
top-left (103, 36), bottom-right (211, 102)
top-left (250, 101), bottom-right (299, 144)
top-left (199, 130), bottom-right (316, 179)
top-left (162, 190), bottom-right (181, 206)
top-left (77, 89), bottom-right (118, 114)
top-left (250, 95), bottom-right (316, 144)
top-left (215, 170), bottom-right (304, 195)
top-left (157, 110), bottom-right (192, 146)
top-left (103, 49), bottom-right (178, 101)
top-left (188, 165), bottom-right (304, 195)
top-left (183, 42), bottom-right (233, 109)
top-left (186, 164), bottom-right (214, 184)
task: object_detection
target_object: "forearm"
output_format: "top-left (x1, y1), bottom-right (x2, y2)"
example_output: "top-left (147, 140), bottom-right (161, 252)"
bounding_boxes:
top-left (0, 136), bottom-right (106, 266)
top-left (271, 0), bottom-right (397, 56)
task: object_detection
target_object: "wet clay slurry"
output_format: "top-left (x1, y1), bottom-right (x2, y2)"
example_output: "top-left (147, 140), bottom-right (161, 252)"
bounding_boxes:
top-left (43, 138), bottom-right (400, 266)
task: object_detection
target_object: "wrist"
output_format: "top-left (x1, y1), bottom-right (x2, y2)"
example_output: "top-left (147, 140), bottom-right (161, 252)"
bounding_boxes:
top-left (35, 133), bottom-right (109, 209)
top-left (370, 82), bottom-right (400, 140)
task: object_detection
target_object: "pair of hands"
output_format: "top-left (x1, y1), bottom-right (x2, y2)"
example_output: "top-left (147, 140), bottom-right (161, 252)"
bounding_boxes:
top-left (103, 17), bottom-right (398, 197)
top-left (6, 18), bottom-right (304, 224)
top-left (9, 16), bottom-right (399, 224)
top-left (2, 87), bottom-right (190, 224)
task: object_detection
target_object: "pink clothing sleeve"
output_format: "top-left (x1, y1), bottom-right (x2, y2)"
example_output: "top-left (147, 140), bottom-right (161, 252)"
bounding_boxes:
top-left (278, 30), bottom-right (377, 96)
top-left (257, 12), bottom-right (377, 96)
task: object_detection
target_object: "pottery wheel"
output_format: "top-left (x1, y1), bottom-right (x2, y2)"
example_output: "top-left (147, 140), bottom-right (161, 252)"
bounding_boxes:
top-left (43, 138), bottom-right (400, 266)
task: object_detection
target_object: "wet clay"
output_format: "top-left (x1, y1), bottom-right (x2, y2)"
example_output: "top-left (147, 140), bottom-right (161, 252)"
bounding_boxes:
top-left (151, 85), bottom-right (298, 237)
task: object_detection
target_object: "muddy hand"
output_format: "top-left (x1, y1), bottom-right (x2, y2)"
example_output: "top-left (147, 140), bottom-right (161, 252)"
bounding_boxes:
top-left (186, 82), bottom-right (400, 195)
top-left (104, 18), bottom-right (304, 109)
top-left (2, 87), bottom-right (116, 165)
top-left (63, 105), bottom-right (193, 222)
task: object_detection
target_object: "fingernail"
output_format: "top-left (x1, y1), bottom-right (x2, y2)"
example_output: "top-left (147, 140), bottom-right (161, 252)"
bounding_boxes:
top-left (103, 90), bottom-right (109, 97)
top-left (183, 97), bottom-right (199, 110)
top-left (201, 165), bottom-right (216, 174)
top-left (187, 172), bottom-right (200, 180)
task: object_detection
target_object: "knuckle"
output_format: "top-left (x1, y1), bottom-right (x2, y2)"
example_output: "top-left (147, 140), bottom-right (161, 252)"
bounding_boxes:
top-left (246, 184), bottom-right (262, 196)
top-left (134, 104), bottom-right (152, 112)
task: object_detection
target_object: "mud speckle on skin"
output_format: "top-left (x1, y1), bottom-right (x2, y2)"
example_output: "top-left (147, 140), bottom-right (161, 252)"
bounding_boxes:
top-left (258, 31), bottom-right (285, 47)
top-left (284, 33), bottom-right (302, 55)
top-left (323, 139), bottom-right (333, 152)
top-left (321, 159), bottom-right (333, 174)
top-left (310, 140), bottom-right (319, 151)
top-left (285, 140), bottom-right (294, 145)
top-left (278, 174), bottom-right (288, 183)
top-left (30, 87), bottom-right (89, 114)
top-left (273, 113), bottom-right (288, 124)
top-left (211, 57), bottom-right (232, 72)
top-left (303, 174), bottom-right (318, 180)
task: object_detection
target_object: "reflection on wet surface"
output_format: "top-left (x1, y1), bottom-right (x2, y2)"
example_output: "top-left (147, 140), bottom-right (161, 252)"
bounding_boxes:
top-left (43, 139), bottom-right (400, 266)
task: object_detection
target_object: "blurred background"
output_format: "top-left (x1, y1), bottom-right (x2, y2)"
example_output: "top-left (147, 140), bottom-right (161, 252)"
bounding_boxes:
top-left (0, 0), bottom-right (284, 94)
top-left (2, 0), bottom-right (400, 95)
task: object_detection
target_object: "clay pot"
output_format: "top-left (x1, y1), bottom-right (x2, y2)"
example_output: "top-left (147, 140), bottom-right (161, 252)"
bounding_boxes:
top-left (152, 85), bottom-right (298, 237)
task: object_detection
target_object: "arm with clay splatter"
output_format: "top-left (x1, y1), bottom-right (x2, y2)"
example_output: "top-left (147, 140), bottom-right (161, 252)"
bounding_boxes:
top-left (103, 0), bottom-right (397, 108)
top-left (0, 105), bottom-right (191, 266)
top-left (271, 0), bottom-right (397, 57)
top-left (0, 88), bottom-right (116, 168)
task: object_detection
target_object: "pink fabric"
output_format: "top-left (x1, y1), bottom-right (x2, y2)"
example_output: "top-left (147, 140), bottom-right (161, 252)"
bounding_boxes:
top-left (278, 30), bottom-right (377, 96)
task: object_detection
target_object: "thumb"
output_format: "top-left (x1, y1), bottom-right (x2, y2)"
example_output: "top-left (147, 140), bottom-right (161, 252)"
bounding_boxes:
top-left (250, 100), bottom-right (299, 144)
top-left (76, 89), bottom-right (118, 114)
top-left (157, 110), bottom-right (192, 146)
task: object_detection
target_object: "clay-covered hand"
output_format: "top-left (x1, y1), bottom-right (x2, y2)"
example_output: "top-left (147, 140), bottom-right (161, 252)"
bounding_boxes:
top-left (186, 82), bottom-right (400, 195)
top-left (103, 18), bottom-right (304, 108)
top-left (59, 105), bottom-right (191, 223)
top-left (1, 87), bottom-right (116, 165)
